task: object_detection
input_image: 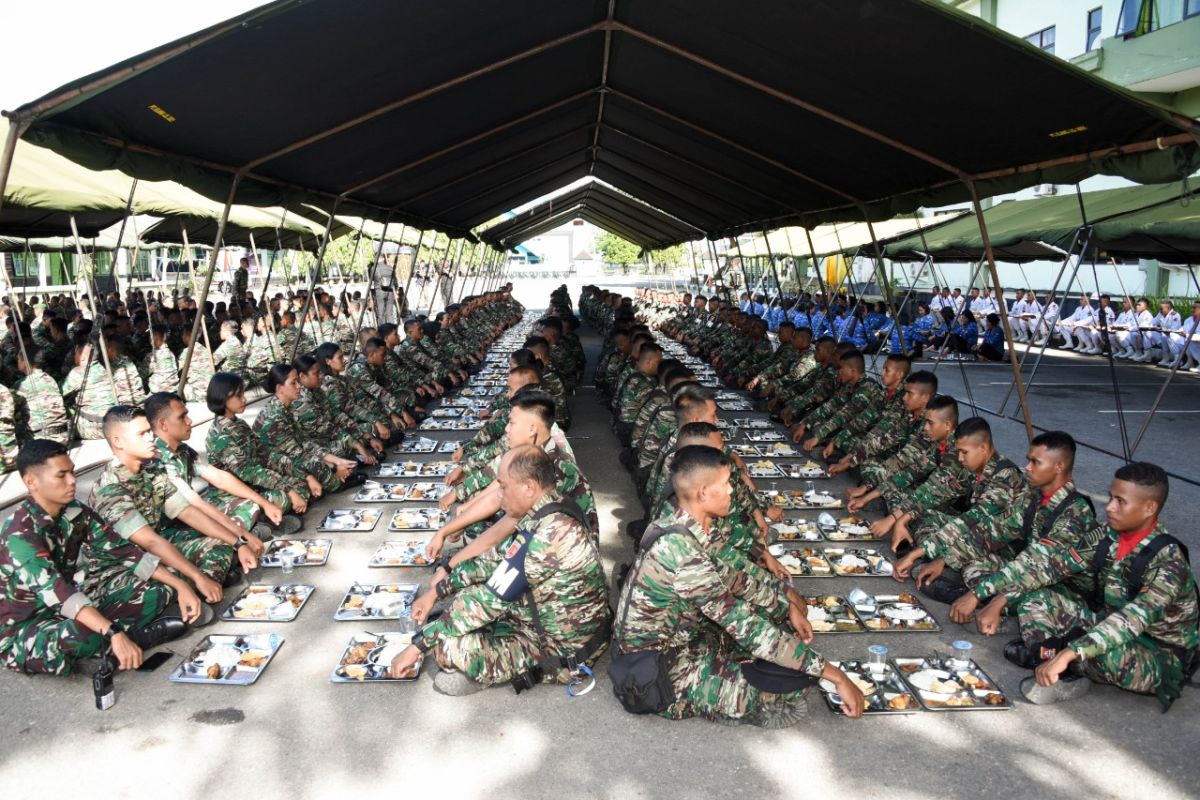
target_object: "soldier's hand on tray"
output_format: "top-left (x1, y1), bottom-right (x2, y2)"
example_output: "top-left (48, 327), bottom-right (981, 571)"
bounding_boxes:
top-left (761, 552), bottom-right (788, 580)
top-left (829, 460), bottom-right (849, 476)
top-left (893, 550), bottom-right (922, 582)
top-left (868, 516), bottom-right (894, 539)
top-left (438, 490), bottom-right (457, 511)
top-left (388, 645), bottom-right (422, 679)
top-left (765, 506), bottom-right (784, 523)
top-left (788, 602), bottom-right (814, 644)
top-left (452, 446), bottom-right (465, 462)
top-left (889, 518), bottom-right (912, 550)
top-left (445, 467), bottom-right (464, 486)
top-left (824, 666), bottom-right (866, 719)
top-left (426, 532), bottom-right (446, 561)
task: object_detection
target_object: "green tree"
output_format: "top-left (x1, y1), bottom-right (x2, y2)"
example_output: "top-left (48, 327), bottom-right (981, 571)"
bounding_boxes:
top-left (595, 232), bottom-right (641, 265)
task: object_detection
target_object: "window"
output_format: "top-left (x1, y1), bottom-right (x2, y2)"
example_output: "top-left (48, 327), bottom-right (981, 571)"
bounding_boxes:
top-left (1086, 7), bottom-right (1103, 51)
top-left (1187, 0), bottom-right (1200, 19)
top-left (1025, 25), bottom-right (1056, 54)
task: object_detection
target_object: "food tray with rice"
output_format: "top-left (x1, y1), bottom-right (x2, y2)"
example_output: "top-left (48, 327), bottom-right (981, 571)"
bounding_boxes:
top-left (846, 590), bottom-right (940, 632)
top-left (395, 437), bottom-right (438, 454)
top-left (731, 418), bottom-right (774, 429)
top-left (779, 461), bottom-right (828, 479)
top-left (334, 582), bottom-right (419, 620)
top-left (746, 430), bottom-right (786, 443)
top-left (756, 443), bottom-right (801, 459)
top-left (804, 595), bottom-right (866, 632)
top-left (377, 461), bottom-right (424, 478)
top-left (430, 407), bottom-right (464, 418)
top-left (221, 584), bottom-right (315, 622)
top-left (823, 547), bottom-right (894, 577)
top-left (318, 509), bottom-right (382, 532)
top-left (369, 541), bottom-right (433, 567)
top-left (353, 482), bottom-right (411, 503)
top-left (260, 538), bottom-right (331, 567)
top-left (819, 661), bottom-right (921, 715)
top-left (769, 519), bottom-right (822, 543)
top-left (389, 508), bottom-right (449, 532)
top-left (748, 460), bottom-right (785, 479)
top-left (717, 400), bottom-right (755, 411)
top-left (774, 547), bottom-right (834, 578)
top-left (331, 631), bottom-right (423, 683)
top-left (437, 440), bottom-right (461, 453)
top-left (168, 633), bottom-right (283, 685)
top-left (401, 482), bottom-right (451, 502)
top-left (893, 657), bottom-right (1011, 710)
top-left (419, 418), bottom-right (481, 431)
top-left (824, 516), bottom-right (884, 541)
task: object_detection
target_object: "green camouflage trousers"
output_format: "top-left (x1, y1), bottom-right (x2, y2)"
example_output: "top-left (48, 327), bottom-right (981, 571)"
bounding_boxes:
top-left (1017, 585), bottom-right (1181, 694)
top-left (913, 510), bottom-right (1007, 587)
top-left (434, 620), bottom-right (542, 685)
top-left (664, 639), bottom-right (809, 722)
top-left (163, 524), bottom-right (235, 583)
top-left (0, 576), bottom-right (172, 675)
top-left (202, 487), bottom-right (259, 530)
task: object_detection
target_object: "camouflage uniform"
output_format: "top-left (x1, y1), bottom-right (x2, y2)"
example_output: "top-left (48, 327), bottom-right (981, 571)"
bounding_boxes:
top-left (155, 437), bottom-right (260, 530)
top-left (835, 399), bottom-right (920, 469)
top-left (348, 356), bottom-right (414, 415)
top-left (252, 396), bottom-right (341, 492)
top-left (206, 415), bottom-right (310, 513)
top-left (750, 342), bottom-right (801, 389)
top-left (911, 453), bottom-right (1031, 585)
top-left (613, 505), bottom-right (823, 722)
top-left (14, 368), bottom-right (68, 445)
top-left (63, 356), bottom-right (146, 440)
top-left (397, 337), bottom-right (442, 385)
top-left (182, 346), bottom-right (216, 403)
top-left (146, 343), bottom-right (180, 393)
top-left (212, 338), bottom-right (245, 377)
top-left (232, 267), bottom-right (248, 307)
top-left (802, 377), bottom-right (884, 443)
top-left (456, 438), bottom-right (598, 538)
top-left (870, 435), bottom-right (960, 508)
top-left (973, 522), bottom-right (1199, 702)
top-left (0, 383), bottom-right (15, 470)
top-left (292, 385), bottom-right (365, 457)
top-left (245, 329), bottom-right (280, 387)
top-left (540, 365), bottom-right (571, 430)
top-left (89, 458), bottom-right (235, 583)
top-left (0, 499), bottom-right (172, 674)
top-left (418, 492), bottom-right (610, 686)
top-left (784, 364), bottom-right (837, 418)
top-left (322, 371), bottom-right (386, 432)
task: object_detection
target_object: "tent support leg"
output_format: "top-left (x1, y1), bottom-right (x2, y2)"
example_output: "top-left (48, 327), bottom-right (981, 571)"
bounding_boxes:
top-left (346, 217), bottom-right (393, 361)
top-left (967, 180), bottom-right (1033, 441)
top-left (996, 227), bottom-right (1089, 416)
top-left (178, 178), bottom-right (241, 390)
top-left (288, 202), bottom-right (341, 362)
top-left (0, 117), bottom-right (30, 219)
top-left (803, 227), bottom-right (827, 298)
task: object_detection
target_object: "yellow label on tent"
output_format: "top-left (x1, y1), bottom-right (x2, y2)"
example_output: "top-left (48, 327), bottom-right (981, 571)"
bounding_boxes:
top-left (148, 104), bottom-right (177, 123)
top-left (824, 255), bottom-right (848, 287)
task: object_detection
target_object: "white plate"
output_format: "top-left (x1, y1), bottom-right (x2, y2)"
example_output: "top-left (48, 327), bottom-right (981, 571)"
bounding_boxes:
top-left (881, 603), bottom-right (927, 621)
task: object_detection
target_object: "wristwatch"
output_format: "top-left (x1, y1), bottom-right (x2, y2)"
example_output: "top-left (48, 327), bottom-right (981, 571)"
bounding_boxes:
top-left (237, 534), bottom-right (250, 546)
top-left (411, 630), bottom-right (430, 653)
top-left (104, 622), bottom-right (125, 641)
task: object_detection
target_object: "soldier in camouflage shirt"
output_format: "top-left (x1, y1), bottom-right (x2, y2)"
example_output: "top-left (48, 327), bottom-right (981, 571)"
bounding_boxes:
top-left (0, 440), bottom-right (201, 675)
top-left (63, 337), bottom-right (146, 440)
top-left (212, 320), bottom-right (246, 379)
top-left (145, 324), bottom-right (180, 393)
top-left (613, 445), bottom-right (864, 725)
top-left (893, 417), bottom-right (1032, 603)
top-left (387, 446), bottom-right (609, 693)
top-left (179, 327), bottom-right (216, 403)
top-left (314, 342), bottom-right (407, 442)
top-left (88, 406), bottom-right (246, 591)
top-left (293, 354), bottom-right (381, 462)
top-left (967, 463), bottom-right (1198, 708)
top-left (14, 349), bottom-right (68, 445)
top-left (245, 316), bottom-right (280, 387)
top-left (794, 349), bottom-right (883, 450)
top-left (830, 371), bottom-right (937, 476)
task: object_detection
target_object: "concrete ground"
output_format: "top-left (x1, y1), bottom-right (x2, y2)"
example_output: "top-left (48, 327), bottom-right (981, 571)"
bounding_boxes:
top-left (0, 278), bottom-right (1196, 800)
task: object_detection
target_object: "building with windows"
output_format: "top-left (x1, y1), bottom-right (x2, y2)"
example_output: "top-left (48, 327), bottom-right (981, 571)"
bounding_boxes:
top-left (944, 0), bottom-right (1200, 298)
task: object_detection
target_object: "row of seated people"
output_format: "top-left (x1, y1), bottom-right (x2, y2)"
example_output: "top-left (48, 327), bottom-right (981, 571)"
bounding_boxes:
top-left (627, 287), bottom-right (1199, 710)
top-left (0, 299), bottom-right (524, 676)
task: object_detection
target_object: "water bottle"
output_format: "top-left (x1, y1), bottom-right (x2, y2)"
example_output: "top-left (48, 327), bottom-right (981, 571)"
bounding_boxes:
top-left (93, 652), bottom-right (115, 711)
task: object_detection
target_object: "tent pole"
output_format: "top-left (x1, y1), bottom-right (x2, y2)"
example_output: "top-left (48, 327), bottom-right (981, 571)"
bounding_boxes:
top-left (687, 241), bottom-right (704, 295)
top-left (445, 240), bottom-right (475, 304)
top-left (967, 180), bottom-right (1033, 441)
top-left (180, 225), bottom-right (216, 367)
top-left (289, 202), bottom-right (341, 362)
top-left (760, 229), bottom-right (785, 304)
top-left (245, 231), bottom-right (275, 361)
top-left (803, 227), bottom-right (827, 298)
top-left (69, 215), bottom-right (120, 400)
top-left (707, 239), bottom-right (729, 302)
top-left (109, 179), bottom-right (138, 301)
top-left (400, 230), bottom-right (427, 320)
top-left (335, 217), bottom-right (369, 322)
top-left (996, 228), bottom-right (1088, 416)
top-left (179, 178), bottom-right (241, 391)
top-left (863, 215), bottom-right (903, 371)
top-left (347, 215), bottom-right (393, 361)
top-left (1130, 262), bottom-right (1200, 456)
top-left (0, 117), bottom-right (30, 219)
top-left (731, 237), bottom-right (754, 309)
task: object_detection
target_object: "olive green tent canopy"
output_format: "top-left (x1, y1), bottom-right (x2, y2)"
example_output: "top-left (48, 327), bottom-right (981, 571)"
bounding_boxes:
top-left (139, 207), bottom-right (341, 250)
top-left (9, 0), bottom-right (1200, 246)
top-left (879, 182), bottom-right (1200, 262)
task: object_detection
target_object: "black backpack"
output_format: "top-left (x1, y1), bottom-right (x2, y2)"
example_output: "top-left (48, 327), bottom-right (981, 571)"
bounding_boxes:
top-left (607, 523), bottom-right (690, 715)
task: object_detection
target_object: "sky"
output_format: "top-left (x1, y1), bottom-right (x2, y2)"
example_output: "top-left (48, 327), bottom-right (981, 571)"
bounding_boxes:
top-left (1, 1), bottom-right (265, 109)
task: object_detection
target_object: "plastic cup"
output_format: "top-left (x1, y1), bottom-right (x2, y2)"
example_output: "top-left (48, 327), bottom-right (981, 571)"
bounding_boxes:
top-left (279, 550), bottom-right (296, 575)
top-left (951, 639), bottom-right (973, 667)
top-left (867, 644), bottom-right (888, 672)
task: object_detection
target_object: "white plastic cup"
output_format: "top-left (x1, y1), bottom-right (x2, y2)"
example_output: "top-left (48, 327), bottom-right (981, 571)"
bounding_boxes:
top-left (279, 550), bottom-right (296, 575)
